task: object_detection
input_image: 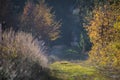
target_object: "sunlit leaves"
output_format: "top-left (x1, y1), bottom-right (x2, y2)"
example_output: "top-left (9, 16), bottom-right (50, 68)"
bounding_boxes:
top-left (85, 1), bottom-right (120, 71)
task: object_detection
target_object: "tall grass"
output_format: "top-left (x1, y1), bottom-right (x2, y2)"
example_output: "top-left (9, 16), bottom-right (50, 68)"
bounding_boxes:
top-left (0, 30), bottom-right (50, 80)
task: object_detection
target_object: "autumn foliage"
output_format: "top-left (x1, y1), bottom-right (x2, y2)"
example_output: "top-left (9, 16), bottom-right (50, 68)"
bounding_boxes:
top-left (85, 1), bottom-right (120, 74)
top-left (20, 1), bottom-right (61, 42)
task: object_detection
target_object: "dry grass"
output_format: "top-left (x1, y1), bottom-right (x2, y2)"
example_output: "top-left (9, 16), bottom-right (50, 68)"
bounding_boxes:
top-left (0, 29), bottom-right (49, 80)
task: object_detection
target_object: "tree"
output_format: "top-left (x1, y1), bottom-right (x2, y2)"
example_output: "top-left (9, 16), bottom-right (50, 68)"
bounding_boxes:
top-left (20, 1), bottom-right (61, 44)
top-left (85, 1), bottom-right (120, 73)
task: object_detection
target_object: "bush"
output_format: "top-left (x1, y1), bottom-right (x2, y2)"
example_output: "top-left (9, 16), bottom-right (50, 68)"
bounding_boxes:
top-left (0, 30), bottom-right (50, 80)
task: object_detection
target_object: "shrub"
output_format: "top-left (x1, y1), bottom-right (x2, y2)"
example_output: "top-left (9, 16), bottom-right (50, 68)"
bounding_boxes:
top-left (0, 30), bottom-right (50, 80)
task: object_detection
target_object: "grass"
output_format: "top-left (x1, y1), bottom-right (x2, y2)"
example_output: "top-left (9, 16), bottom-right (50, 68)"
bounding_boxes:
top-left (50, 61), bottom-right (111, 80)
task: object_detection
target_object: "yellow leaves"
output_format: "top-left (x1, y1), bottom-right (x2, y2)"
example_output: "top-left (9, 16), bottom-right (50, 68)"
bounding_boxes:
top-left (85, 3), bottom-right (120, 70)
top-left (117, 15), bottom-right (120, 21)
top-left (114, 22), bottom-right (120, 30)
top-left (112, 8), bottom-right (120, 31)
top-left (98, 42), bottom-right (120, 68)
top-left (49, 32), bottom-right (60, 41)
top-left (0, 45), bottom-right (18, 59)
top-left (100, 58), bottom-right (107, 66)
top-left (112, 56), bottom-right (118, 67)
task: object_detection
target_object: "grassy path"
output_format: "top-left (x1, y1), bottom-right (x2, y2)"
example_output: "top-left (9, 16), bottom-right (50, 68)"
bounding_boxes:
top-left (50, 61), bottom-right (110, 80)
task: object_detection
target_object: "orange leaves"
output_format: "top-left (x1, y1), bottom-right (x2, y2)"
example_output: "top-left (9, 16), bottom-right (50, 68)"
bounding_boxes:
top-left (20, 1), bottom-right (61, 42)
